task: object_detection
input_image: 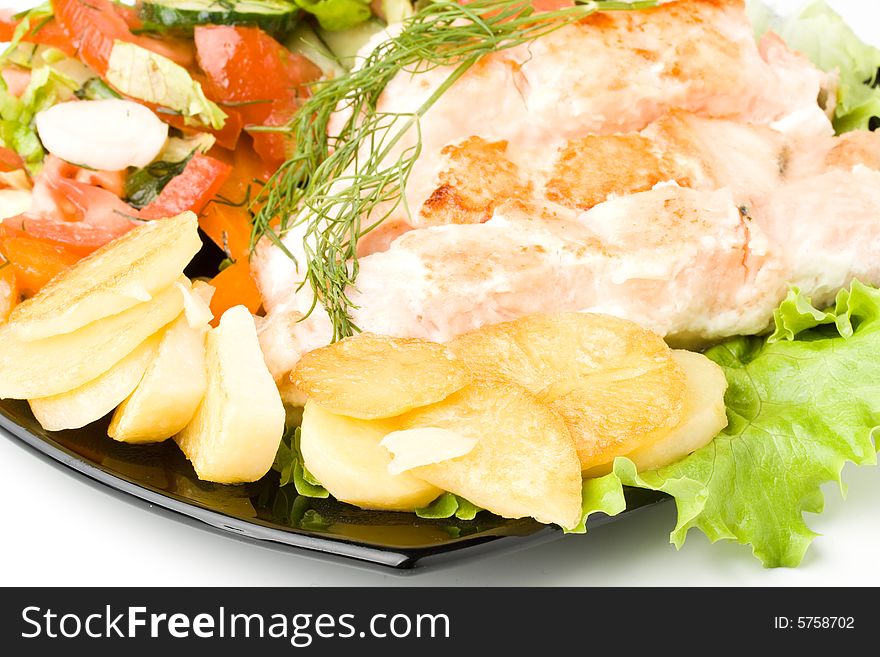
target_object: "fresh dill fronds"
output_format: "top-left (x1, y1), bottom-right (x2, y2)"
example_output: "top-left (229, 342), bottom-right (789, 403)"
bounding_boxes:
top-left (252, 0), bottom-right (658, 341)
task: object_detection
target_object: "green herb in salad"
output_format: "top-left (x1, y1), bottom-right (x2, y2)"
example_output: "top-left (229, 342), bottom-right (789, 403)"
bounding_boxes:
top-left (125, 157), bottom-right (194, 209)
top-left (578, 281), bottom-right (880, 567)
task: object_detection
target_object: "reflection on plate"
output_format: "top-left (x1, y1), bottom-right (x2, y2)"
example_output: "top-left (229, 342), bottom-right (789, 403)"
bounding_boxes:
top-left (0, 398), bottom-right (669, 571)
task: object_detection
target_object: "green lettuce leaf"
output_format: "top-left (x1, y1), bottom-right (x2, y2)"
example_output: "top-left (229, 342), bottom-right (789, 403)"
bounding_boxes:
top-left (273, 426), bottom-right (330, 498)
top-left (293, 0), bottom-right (373, 31)
top-left (599, 281), bottom-right (880, 567)
top-left (415, 492), bottom-right (481, 520)
top-left (748, 0), bottom-right (880, 133)
top-left (566, 473), bottom-right (628, 534)
top-left (105, 41), bottom-right (227, 130)
top-left (0, 64), bottom-right (79, 168)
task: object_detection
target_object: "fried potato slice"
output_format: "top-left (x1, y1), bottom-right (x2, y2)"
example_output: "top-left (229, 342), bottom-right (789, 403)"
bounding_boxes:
top-left (291, 333), bottom-right (470, 420)
top-left (9, 212), bottom-right (201, 342)
top-left (299, 402), bottom-right (443, 511)
top-left (621, 350), bottom-right (728, 472)
top-left (108, 285), bottom-right (212, 444)
top-left (0, 280), bottom-right (187, 400)
top-left (108, 313), bottom-right (209, 444)
top-left (400, 381), bottom-right (583, 529)
top-left (450, 313), bottom-right (687, 471)
top-left (175, 305), bottom-right (285, 484)
top-left (28, 334), bottom-right (161, 431)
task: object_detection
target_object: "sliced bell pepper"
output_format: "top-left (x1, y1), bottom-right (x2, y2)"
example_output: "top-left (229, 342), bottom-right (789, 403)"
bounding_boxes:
top-left (0, 147), bottom-right (25, 174)
top-left (198, 202), bottom-right (253, 263)
top-left (199, 142), bottom-right (270, 259)
top-left (140, 154), bottom-right (232, 220)
top-left (208, 259), bottom-right (262, 324)
top-left (0, 262), bottom-right (19, 322)
top-left (0, 231), bottom-right (83, 296)
top-left (0, 13), bottom-right (77, 58)
top-left (52, 0), bottom-right (197, 75)
top-left (52, 0), bottom-right (133, 75)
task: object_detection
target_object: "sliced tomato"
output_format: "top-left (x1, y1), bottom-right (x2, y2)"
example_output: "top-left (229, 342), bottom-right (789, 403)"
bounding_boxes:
top-left (208, 259), bottom-right (262, 324)
top-left (0, 262), bottom-right (19, 322)
top-left (19, 156), bottom-right (139, 252)
top-left (0, 231), bottom-right (82, 296)
top-left (249, 103), bottom-right (298, 170)
top-left (138, 34), bottom-right (197, 70)
top-left (52, 0), bottom-right (132, 75)
top-left (194, 25), bottom-right (320, 126)
top-left (140, 154), bottom-right (233, 220)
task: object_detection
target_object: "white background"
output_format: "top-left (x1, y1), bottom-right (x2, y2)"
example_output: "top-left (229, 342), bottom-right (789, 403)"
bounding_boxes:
top-left (1, 0), bottom-right (879, 587)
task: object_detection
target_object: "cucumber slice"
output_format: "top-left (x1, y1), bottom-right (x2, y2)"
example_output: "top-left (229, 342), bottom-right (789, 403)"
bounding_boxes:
top-left (285, 23), bottom-right (346, 79)
top-left (318, 18), bottom-right (385, 70)
top-left (140, 0), bottom-right (302, 34)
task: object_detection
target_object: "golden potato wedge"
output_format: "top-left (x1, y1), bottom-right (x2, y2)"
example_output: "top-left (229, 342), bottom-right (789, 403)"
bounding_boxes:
top-left (0, 280), bottom-right (187, 400)
top-left (175, 305), bottom-right (285, 484)
top-left (400, 381), bottom-right (583, 529)
top-left (300, 402), bottom-right (443, 511)
top-left (621, 350), bottom-right (728, 472)
top-left (108, 313), bottom-right (209, 444)
top-left (9, 212), bottom-right (201, 342)
top-left (28, 334), bottom-right (160, 431)
top-left (450, 313), bottom-right (687, 471)
top-left (291, 333), bottom-right (470, 419)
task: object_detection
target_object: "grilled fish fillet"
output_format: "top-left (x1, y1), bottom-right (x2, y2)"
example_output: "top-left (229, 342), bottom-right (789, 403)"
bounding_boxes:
top-left (252, 0), bottom-right (880, 387)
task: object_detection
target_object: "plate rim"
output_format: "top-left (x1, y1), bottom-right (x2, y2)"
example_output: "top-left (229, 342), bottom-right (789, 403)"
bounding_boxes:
top-left (0, 404), bottom-right (670, 573)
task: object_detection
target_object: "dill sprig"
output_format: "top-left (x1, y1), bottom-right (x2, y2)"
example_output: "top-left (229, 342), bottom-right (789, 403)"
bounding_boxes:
top-left (252, 0), bottom-right (658, 340)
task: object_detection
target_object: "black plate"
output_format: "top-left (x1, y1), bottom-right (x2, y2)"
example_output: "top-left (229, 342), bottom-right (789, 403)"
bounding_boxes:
top-left (1, 397), bottom-right (670, 572)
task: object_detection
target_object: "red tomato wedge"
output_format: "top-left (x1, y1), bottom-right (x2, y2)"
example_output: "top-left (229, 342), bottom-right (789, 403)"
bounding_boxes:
top-left (250, 104), bottom-right (298, 170)
top-left (194, 26), bottom-right (320, 162)
top-left (194, 26), bottom-right (319, 124)
top-left (0, 262), bottom-right (19, 322)
top-left (141, 154), bottom-right (233, 220)
top-left (10, 156), bottom-right (139, 253)
top-left (208, 259), bottom-right (262, 324)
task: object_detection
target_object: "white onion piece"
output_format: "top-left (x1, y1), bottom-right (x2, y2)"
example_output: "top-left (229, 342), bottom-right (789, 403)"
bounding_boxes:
top-left (380, 427), bottom-right (478, 475)
top-left (0, 189), bottom-right (32, 220)
top-left (36, 100), bottom-right (168, 171)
